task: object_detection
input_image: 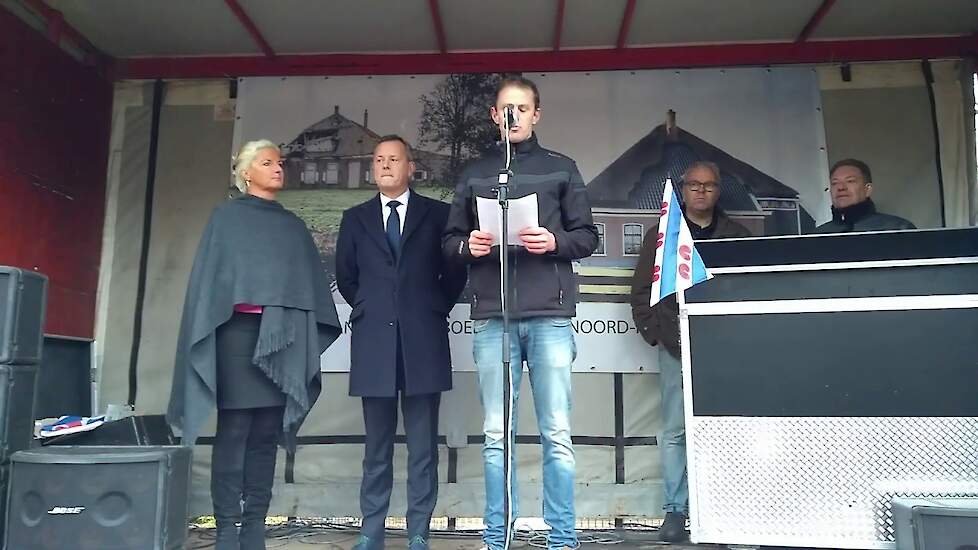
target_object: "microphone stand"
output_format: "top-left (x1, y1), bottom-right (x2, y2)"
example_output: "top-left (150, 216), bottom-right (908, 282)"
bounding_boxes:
top-left (496, 109), bottom-right (516, 550)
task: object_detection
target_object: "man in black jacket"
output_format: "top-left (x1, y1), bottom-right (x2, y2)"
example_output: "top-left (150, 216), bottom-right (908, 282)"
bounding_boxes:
top-left (443, 75), bottom-right (598, 550)
top-left (630, 161), bottom-right (751, 543)
top-left (813, 158), bottom-right (916, 233)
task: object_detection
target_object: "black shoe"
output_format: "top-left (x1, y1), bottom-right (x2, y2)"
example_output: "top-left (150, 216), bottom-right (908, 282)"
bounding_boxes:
top-left (352, 534), bottom-right (377, 550)
top-left (407, 535), bottom-right (428, 550)
top-left (659, 511), bottom-right (689, 542)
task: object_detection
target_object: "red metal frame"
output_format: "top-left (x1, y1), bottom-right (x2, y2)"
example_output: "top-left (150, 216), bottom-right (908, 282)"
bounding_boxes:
top-left (119, 36), bottom-right (978, 79)
top-left (428, 0), bottom-right (447, 54)
top-left (224, 0), bottom-right (275, 58)
top-left (22, 0), bottom-right (103, 61)
top-left (617, 0), bottom-right (636, 49)
top-left (45, 8), bottom-right (62, 43)
top-left (797, 0), bottom-right (837, 43)
top-left (553, 0), bottom-right (566, 52)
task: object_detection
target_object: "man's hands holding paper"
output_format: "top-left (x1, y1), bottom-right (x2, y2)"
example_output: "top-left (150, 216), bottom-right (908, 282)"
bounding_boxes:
top-left (518, 226), bottom-right (556, 254)
top-left (468, 226), bottom-right (556, 257)
top-left (468, 230), bottom-right (494, 257)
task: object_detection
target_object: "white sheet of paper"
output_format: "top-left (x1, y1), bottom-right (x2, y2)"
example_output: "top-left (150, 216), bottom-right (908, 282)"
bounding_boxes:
top-left (476, 194), bottom-right (540, 246)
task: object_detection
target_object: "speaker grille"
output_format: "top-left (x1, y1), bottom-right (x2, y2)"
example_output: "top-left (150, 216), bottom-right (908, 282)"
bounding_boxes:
top-left (5, 446), bottom-right (191, 550)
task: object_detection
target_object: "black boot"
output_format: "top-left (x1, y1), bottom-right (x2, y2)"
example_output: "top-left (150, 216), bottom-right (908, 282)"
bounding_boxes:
top-left (239, 451), bottom-right (275, 549)
top-left (213, 409), bottom-right (252, 550)
top-left (211, 446), bottom-right (244, 550)
top-left (239, 407), bottom-right (283, 550)
top-left (238, 515), bottom-right (267, 550)
top-left (214, 522), bottom-right (240, 550)
top-left (659, 511), bottom-right (689, 542)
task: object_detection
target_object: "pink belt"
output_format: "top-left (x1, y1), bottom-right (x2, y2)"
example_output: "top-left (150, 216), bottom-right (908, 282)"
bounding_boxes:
top-left (233, 303), bottom-right (263, 314)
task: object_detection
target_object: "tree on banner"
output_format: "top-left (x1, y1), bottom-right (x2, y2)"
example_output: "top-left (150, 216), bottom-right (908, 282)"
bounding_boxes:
top-left (417, 73), bottom-right (499, 190)
top-left (649, 178), bottom-right (712, 307)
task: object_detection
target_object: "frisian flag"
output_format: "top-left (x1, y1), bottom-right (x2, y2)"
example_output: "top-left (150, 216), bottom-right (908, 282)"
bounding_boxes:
top-left (38, 415), bottom-right (106, 438)
top-left (649, 178), bottom-right (712, 307)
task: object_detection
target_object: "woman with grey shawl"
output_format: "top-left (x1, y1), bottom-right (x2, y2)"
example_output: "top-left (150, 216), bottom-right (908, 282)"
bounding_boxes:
top-left (167, 139), bottom-right (341, 550)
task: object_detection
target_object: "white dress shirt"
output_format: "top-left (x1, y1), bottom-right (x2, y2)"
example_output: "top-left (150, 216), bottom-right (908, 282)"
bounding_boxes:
top-left (380, 189), bottom-right (410, 233)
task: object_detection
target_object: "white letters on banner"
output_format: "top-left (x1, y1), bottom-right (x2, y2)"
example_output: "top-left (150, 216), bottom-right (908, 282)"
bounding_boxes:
top-left (321, 302), bottom-right (659, 373)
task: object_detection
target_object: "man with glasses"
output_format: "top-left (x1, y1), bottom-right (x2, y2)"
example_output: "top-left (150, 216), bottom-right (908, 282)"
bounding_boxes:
top-left (629, 161), bottom-right (750, 542)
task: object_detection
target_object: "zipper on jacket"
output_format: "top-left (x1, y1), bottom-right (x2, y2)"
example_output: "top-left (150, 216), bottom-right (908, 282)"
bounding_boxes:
top-left (510, 167), bottom-right (519, 313)
top-left (511, 248), bottom-right (519, 312)
top-left (473, 292), bottom-right (478, 309)
top-left (554, 264), bottom-right (564, 305)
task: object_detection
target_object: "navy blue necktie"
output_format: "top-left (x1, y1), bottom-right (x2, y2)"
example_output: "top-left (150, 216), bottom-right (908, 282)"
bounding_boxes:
top-left (385, 200), bottom-right (402, 259)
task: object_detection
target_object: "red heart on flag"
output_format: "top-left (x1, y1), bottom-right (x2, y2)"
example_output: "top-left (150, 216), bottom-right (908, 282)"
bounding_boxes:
top-left (660, 201), bottom-right (669, 216)
top-left (651, 265), bottom-right (660, 283)
top-left (656, 232), bottom-right (664, 248)
top-left (679, 245), bottom-right (691, 261)
top-left (678, 264), bottom-right (690, 279)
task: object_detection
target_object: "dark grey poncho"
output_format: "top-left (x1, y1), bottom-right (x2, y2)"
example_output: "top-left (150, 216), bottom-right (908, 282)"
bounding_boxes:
top-left (166, 194), bottom-right (342, 446)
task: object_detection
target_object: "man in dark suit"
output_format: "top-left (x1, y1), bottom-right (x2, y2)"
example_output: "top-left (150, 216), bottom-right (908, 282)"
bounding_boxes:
top-left (336, 135), bottom-right (467, 550)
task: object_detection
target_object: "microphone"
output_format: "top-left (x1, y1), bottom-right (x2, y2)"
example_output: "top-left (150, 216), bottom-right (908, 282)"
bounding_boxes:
top-left (504, 105), bottom-right (519, 128)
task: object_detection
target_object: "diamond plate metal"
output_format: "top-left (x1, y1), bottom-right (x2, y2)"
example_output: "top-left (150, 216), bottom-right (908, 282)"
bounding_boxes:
top-left (688, 417), bottom-right (978, 548)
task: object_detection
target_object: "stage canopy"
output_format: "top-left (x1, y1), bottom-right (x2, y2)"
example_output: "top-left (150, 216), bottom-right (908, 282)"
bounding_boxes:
top-left (4, 0), bottom-right (977, 524)
top-left (7, 0), bottom-right (978, 77)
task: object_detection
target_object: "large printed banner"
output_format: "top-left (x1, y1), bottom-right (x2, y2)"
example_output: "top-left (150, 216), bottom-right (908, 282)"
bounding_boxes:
top-left (324, 303), bottom-right (653, 373)
top-left (232, 69), bottom-right (829, 372)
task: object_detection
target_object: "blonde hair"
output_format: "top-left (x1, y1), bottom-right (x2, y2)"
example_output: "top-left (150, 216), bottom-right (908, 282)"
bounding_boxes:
top-left (233, 139), bottom-right (280, 192)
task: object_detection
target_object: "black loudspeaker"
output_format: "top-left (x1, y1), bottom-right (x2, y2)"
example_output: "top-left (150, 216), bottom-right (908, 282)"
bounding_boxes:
top-left (893, 497), bottom-right (978, 550)
top-left (5, 446), bottom-right (192, 550)
top-left (42, 415), bottom-right (175, 447)
top-left (0, 267), bottom-right (47, 366)
top-left (0, 365), bottom-right (37, 464)
top-left (0, 364), bottom-right (39, 543)
top-left (35, 337), bottom-right (91, 419)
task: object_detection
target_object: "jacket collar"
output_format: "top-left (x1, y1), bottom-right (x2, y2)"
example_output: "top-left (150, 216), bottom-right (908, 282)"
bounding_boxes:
top-left (496, 133), bottom-right (540, 156)
top-left (682, 207), bottom-right (722, 239)
top-left (831, 198), bottom-right (877, 226)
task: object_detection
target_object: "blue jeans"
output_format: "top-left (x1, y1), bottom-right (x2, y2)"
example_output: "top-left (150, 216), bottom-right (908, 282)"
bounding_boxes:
top-left (658, 346), bottom-right (688, 513)
top-left (473, 317), bottom-right (578, 550)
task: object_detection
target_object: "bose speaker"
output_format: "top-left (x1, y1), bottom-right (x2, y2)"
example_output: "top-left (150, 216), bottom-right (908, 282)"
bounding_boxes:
top-left (0, 267), bottom-right (47, 366)
top-left (892, 497), bottom-right (978, 550)
top-left (5, 446), bottom-right (192, 550)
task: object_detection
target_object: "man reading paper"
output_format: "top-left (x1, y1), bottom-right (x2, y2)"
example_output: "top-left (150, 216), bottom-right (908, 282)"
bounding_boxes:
top-left (442, 75), bottom-right (598, 550)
